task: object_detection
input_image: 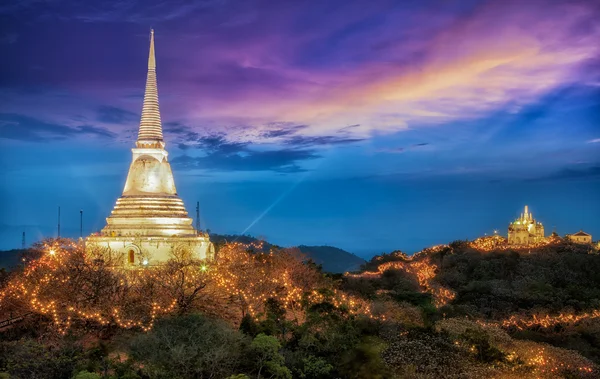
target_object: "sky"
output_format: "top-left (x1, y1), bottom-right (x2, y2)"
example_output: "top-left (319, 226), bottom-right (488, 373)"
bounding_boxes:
top-left (0, 0), bottom-right (599, 257)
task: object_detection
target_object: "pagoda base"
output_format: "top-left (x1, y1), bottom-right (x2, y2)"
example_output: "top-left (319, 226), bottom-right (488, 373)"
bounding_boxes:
top-left (86, 234), bottom-right (214, 267)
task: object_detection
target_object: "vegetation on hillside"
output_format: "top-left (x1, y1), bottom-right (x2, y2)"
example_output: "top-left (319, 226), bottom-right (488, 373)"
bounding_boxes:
top-left (0, 237), bottom-right (598, 378)
top-left (209, 234), bottom-right (366, 273)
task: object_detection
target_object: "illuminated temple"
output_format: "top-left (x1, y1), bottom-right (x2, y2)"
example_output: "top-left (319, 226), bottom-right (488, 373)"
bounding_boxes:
top-left (507, 205), bottom-right (545, 245)
top-left (87, 30), bottom-right (214, 266)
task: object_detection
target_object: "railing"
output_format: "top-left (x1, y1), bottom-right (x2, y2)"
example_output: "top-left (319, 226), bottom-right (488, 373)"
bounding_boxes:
top-left (0, 312), bottom-right (32, 330)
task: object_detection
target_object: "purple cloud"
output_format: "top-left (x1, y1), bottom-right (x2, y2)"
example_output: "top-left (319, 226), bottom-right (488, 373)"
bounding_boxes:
top-left (1, 0), bottom-right (599, 147)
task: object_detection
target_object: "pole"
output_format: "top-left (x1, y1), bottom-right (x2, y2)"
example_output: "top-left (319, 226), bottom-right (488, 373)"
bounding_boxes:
top-left (196, 201), bottom-right (200, 231)
top-left (57, 206), bottom-right (61, 238)
top-left (80, 209), bottom-right (83, 238)
top-left (22, 232), bottom-right (25, 249)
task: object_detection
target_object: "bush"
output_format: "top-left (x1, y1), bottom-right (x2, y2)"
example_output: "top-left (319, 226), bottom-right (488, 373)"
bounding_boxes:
top-left (128, 314), bottom-right (248, 379)
top-left (73, 371), bottom-right (101, 379)
top-left (0, 338), bottom-right (82, 379)
top-left (298, 355), bottom-right (333, 379)
top-left (338, 337), bottom-right (389, 379)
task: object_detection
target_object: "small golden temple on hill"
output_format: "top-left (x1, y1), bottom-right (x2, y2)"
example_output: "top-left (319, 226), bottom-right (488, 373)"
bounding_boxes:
top-left (508, 205), bottom-right (545, 246)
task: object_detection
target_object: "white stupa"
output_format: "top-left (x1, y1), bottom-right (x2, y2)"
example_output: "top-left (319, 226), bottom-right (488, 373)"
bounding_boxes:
top-left (87, 30), bottom-right (214, 266)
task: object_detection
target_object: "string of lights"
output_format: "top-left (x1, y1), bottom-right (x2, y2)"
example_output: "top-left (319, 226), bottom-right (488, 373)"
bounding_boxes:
top-left (346, 257), bottom-right (456, 307)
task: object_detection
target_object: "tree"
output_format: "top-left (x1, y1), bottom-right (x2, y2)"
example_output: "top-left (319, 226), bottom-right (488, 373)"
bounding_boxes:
top-left (128, 314), bottom-right (248, 378)
top-left (249, 334), bottom-right (291, 379)
top-left (0, 238), bottom-right (217, 333)
top-left (211, 244), bottom-right (324, 322)
top-left (298, 356), bottom-right (333, 379)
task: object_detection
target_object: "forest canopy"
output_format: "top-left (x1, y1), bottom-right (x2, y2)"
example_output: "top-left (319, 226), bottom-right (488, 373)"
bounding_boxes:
top-left (0, 237), bottom-right (598, 378)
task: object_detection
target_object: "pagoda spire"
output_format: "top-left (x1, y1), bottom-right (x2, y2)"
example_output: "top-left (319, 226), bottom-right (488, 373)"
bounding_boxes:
top-left (137, 29), bottom-right (164, 147)
top-left (87, 28), bottom-right (214, 265)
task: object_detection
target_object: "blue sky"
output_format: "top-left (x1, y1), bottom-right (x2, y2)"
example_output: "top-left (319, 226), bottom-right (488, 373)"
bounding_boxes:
top-left (0, 0), bottom-right (599, 257)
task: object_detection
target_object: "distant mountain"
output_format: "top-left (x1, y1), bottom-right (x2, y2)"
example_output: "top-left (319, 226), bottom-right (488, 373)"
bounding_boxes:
top-left (209, 234), bottom-right (365, 273)
top-left (0, 249), bottom-right (25, 269)
top-left (296, 245), bottom-right (366, 273)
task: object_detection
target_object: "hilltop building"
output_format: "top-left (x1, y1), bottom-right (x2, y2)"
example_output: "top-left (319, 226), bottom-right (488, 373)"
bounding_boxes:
top-left (508, 205), bottom-right (545, 245)
top-left (566, 231), bottom-right (592, 244)
top-left (87, 30), bottom-right (213, 266)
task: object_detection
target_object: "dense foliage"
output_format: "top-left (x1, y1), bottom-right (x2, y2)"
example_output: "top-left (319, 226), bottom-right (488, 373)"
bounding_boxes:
top-left (0, 238), bottom-right (598, 378)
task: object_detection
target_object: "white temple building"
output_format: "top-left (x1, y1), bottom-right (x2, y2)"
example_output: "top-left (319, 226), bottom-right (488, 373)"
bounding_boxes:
top-left (87, 30), bottom-right (214, 266)
top-left (566, 230), bottom-right (592, 244)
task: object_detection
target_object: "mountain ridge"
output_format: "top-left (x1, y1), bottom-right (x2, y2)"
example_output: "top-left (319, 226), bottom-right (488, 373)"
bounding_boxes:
top-left (208, 234), bottom-right (366, 273)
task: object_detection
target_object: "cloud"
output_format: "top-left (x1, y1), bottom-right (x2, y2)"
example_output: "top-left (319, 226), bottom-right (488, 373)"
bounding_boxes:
top-left (533, 165), bottom-right (600, 181)
top-left (162, 122), bottom-right (202, 144)
top-left (338, 124), bottom-right (361, 132)
top-left (172, 149), bottom-right (319, 173)
top-left (161, 0), bottom-right (600, 141)
top-left (261, 124), bottom-right (308, 138)
top-left (0, 113), bottom-right (116, 141)
top-left (588, 138), bottom-right (600, 144)
top-left (376, 147), bottom-right (404, 154)
top-left (284, 135), bottom-right (365, 147)
top-left (96, 106), bottom-right (137, 124)
top-left (163, 122), bottom-right (191, 135)
top-left (170, 133), bottom-right (319, 172)
top-left (165, 122), bottom-right (363, 150)
top-left (75, 125), bottom-right (117, 138)
top-left (376, 142), bottom-right (429, 154)
top-left (1, 0), bottom-right (599, 147)
top-left (0, 33), bottom-right (18, 44)
top-left (197, 135), bottom-right (248, 154)
top-left (0, 0), bottom-right (224, 23)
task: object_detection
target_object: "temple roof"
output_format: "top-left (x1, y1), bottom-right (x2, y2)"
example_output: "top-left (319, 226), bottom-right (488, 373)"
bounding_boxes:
top-left (571, 230), bottom-right (591, 237)
top-left (137, 29), bottom-right (164, 145)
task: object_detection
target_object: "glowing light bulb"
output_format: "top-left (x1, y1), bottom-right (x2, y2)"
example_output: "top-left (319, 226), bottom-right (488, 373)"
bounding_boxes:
top-left (49, 249), bottom-right (56, 255)
top-left (200, 265), bottom-right (207, 272)
top-left (142, 259), bottom-right (148, 266)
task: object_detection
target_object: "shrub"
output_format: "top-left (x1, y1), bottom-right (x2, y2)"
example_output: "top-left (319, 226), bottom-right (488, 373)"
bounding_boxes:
top-left (128, 314), bottom-right (248, 379)
top-left (73, 371), bottom-right (101, 379)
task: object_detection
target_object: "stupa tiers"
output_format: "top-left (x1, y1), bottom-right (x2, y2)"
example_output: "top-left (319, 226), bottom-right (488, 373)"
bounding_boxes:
top-left (507, 205), bottom-right (545, 245)
top-left (87, 30), bottom-right (214, 266)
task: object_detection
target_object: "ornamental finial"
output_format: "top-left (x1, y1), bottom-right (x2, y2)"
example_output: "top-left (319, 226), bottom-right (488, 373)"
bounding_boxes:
top-left (148, 29), bottom-right (156, 70)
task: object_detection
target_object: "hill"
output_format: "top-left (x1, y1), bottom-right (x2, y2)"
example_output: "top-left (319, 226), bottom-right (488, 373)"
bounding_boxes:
top-left (344, 238), bottom-right (600, 366)
top-left (2, 236), bottom-right (600, 378)
top-left (209, 234), bottom-right (365, 273)
top-left (296, 245), bottom-right (365, 273)
top-left (0, 249), bottom-right (25, 269)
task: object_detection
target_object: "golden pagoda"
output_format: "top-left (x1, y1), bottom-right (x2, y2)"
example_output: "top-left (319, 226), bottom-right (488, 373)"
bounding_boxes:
top-left (507, 205), bottom-right (545, 245)
top-left (87, 30), bottom-right (213, 266)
